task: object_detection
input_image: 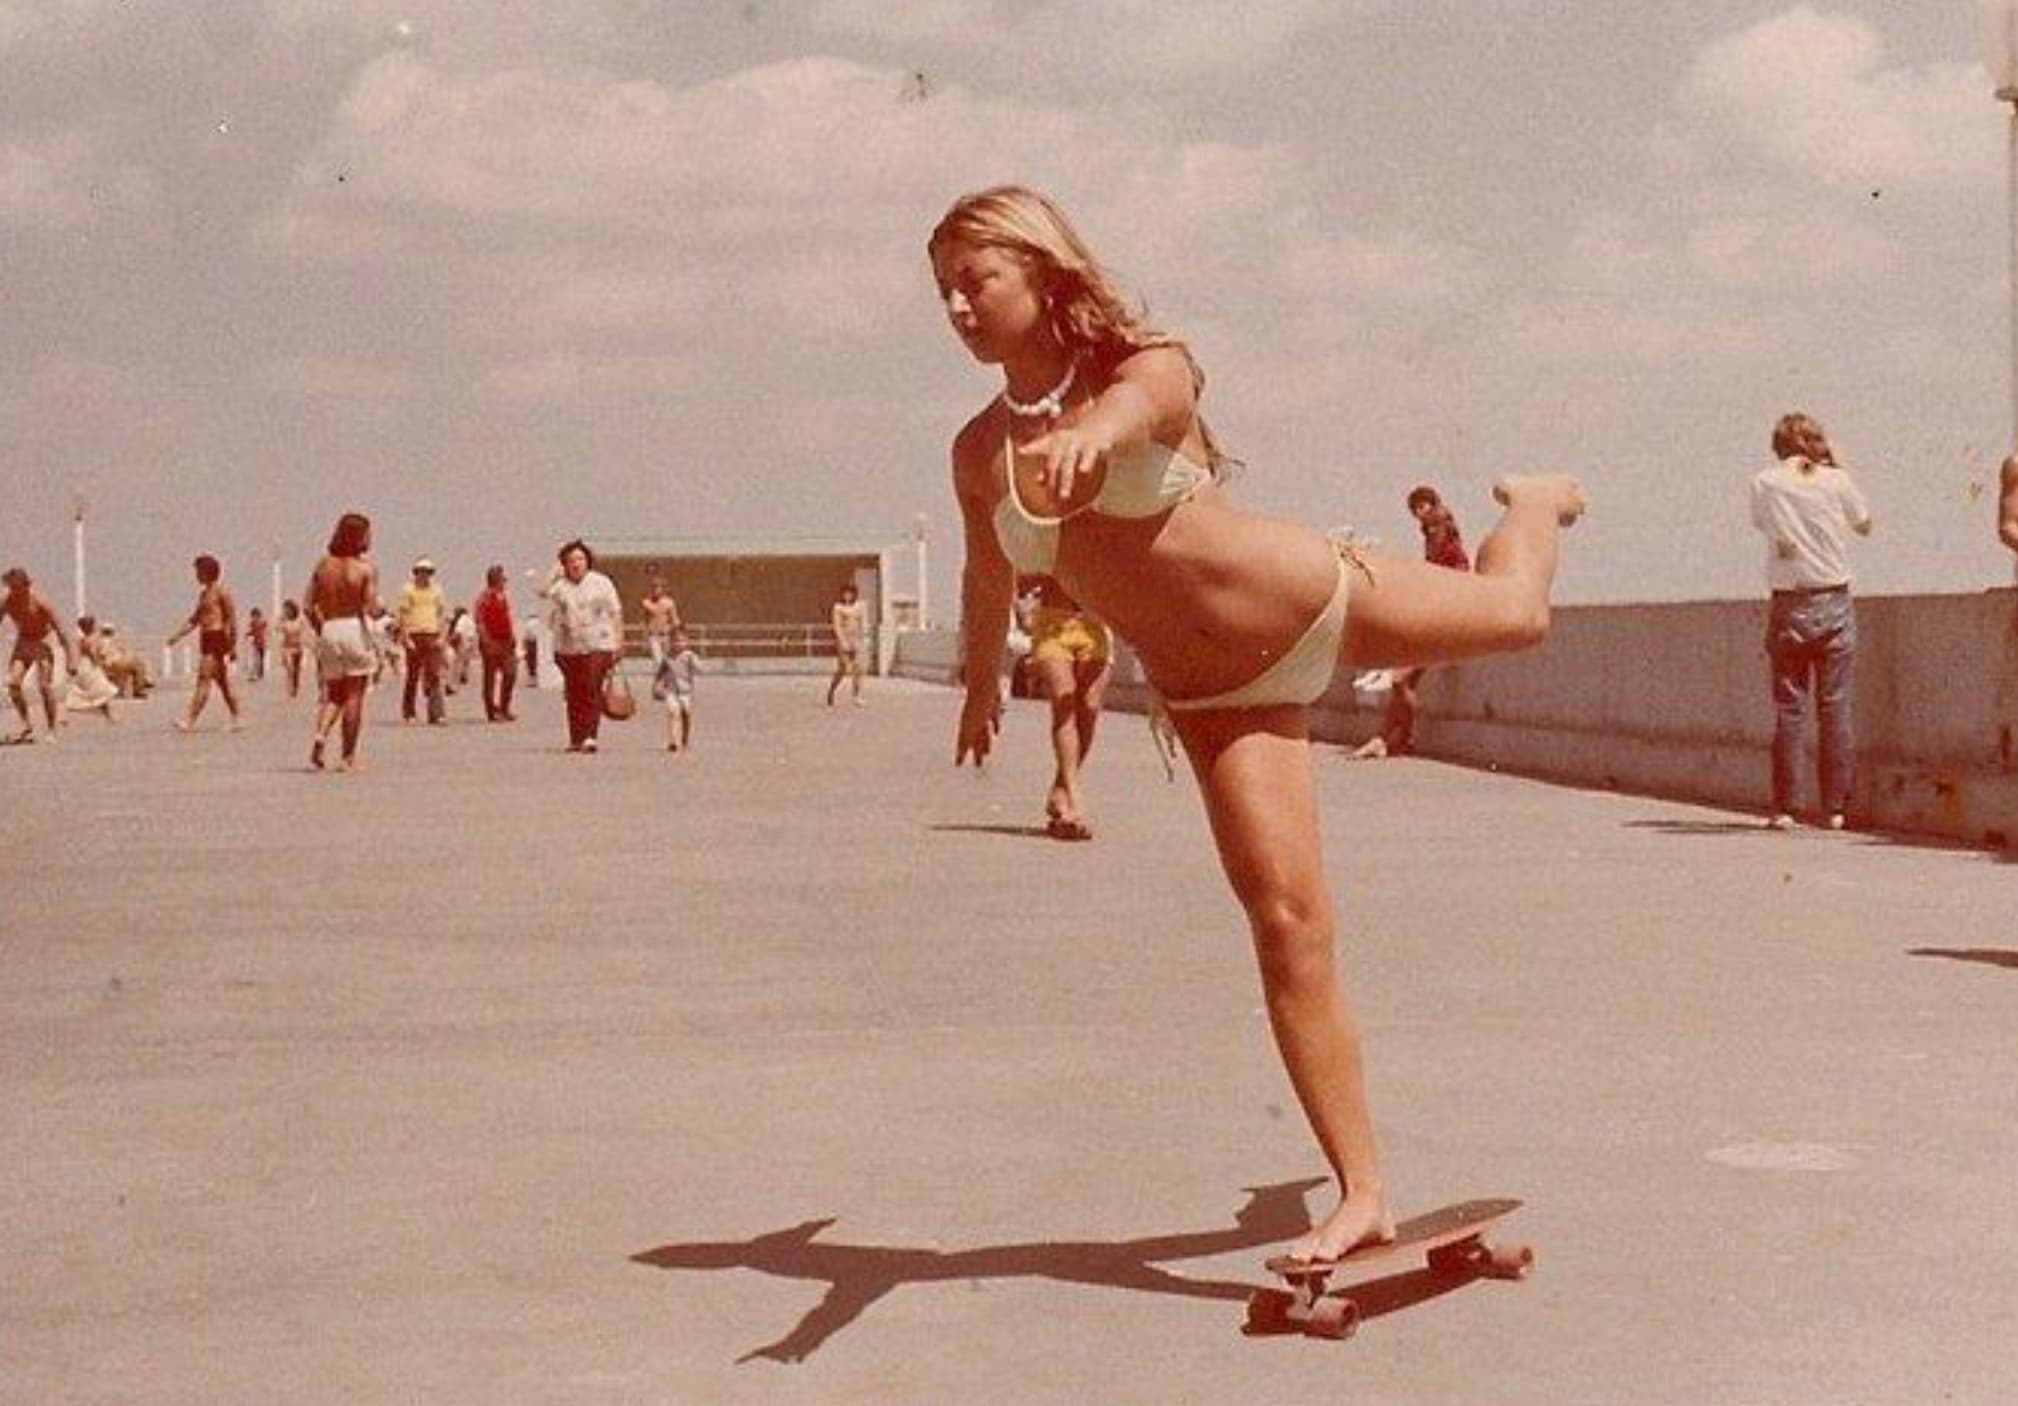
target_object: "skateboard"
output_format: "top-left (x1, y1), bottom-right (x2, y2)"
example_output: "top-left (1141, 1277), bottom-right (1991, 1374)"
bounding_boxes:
top-left (1246, 1197), bottom-right (1532, 1340)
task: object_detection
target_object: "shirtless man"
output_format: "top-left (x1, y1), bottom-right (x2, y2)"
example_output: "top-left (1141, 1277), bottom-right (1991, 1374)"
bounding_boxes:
top-left (167, 555), bottom-right (241, 731)
top-left (826, 581), bottom-right (867, 707)
top-left (305, 512), bottom-right (381, 771)
top-left (640, 572), bottom-right (682, 668)
top-left (3, 567), bottom-right (72, 743)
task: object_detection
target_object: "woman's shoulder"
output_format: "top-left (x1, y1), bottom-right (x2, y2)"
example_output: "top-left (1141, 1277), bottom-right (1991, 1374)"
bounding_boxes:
top-left (950, 402), bottom-right (1007, 470)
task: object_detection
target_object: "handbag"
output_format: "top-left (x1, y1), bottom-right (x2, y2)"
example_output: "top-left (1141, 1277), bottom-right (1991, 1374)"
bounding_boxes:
top-left (601, 661), bottom-right (637, 721)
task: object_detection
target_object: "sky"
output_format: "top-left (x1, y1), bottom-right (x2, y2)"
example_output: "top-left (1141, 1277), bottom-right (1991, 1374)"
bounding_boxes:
top-left (3, 0), bottom-right (2016, 631)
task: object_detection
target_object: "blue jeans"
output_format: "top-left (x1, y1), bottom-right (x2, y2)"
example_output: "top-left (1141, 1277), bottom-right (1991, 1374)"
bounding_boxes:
top-left (1766, 589), bottom-right (1856, 816)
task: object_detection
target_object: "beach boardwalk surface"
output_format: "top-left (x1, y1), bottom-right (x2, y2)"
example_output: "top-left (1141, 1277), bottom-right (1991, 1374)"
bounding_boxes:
top-left (3, 674), bottom-right (2015, 1404)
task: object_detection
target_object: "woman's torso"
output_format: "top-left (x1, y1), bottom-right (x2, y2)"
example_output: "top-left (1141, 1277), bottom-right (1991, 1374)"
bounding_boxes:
top-left (550, 571), bottom-right (619, 654)
top-left (963, 404), bottom-right (1339, 699)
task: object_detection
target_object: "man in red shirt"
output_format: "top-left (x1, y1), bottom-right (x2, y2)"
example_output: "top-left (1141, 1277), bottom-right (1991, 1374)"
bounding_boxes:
top-left (473, 565), bottom-right (518, 722)
top-left (1353, 486), bottom-right (1471, 759)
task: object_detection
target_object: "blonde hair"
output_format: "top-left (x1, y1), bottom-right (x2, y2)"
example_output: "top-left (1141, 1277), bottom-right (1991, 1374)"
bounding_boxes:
top-left (930, 185), bottom-right (1234, 471)
top-left (1771, 412), bottom-right (1833, 465)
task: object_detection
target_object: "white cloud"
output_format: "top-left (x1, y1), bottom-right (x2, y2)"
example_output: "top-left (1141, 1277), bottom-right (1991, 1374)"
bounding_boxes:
top-left (813, 0), bottom-right (1341, 82)
top-left (1490, 206), bottom-right (1892, 370)
top-left (474, 352), bottom-right (699, 408)
top-left (0, 124), bottom-right (157, 229)
top-left (1676, 6), bottom-right (1993, 192)
top-left (1278, 224), bottom-right (1483, 306)
top-left (259, 53), bottom-right (1374, 375)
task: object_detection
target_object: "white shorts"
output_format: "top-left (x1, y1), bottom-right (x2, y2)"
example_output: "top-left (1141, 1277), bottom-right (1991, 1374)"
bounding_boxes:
top-left (316, 618), bottom-right (377, 679)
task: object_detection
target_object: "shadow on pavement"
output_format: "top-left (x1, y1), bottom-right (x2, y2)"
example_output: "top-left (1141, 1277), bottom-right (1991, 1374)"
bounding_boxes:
top-left (632, 1178), bottom-right (1325, 1363)
top-left (1624, 819), bottom-right (1771, 837)
top-left (1908, 947), bottom-right (2018, 971)
top-left (928, 822), bottom-right (1056, 840)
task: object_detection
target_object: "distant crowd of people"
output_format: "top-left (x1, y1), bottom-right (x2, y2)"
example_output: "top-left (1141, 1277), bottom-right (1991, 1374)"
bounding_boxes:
top-left (3, 520), bottom-right (873, 773)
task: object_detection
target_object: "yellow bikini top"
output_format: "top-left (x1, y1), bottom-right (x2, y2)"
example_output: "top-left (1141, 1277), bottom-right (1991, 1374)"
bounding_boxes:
top-left (991, 436), bottom-right (1212, 576)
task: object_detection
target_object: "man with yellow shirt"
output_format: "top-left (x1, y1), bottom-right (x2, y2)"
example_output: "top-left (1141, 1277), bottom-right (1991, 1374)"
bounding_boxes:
top-left (395, 557), bottom-right (448, 725)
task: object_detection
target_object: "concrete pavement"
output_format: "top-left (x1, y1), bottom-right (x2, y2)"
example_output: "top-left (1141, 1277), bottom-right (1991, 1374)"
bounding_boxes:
top-left (3, 672), bottom-right (2015, 1405)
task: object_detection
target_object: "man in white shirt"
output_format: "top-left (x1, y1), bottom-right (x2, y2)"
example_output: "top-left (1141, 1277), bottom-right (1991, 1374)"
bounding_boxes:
top-left (1750, 412), bottom-right (1873, 832)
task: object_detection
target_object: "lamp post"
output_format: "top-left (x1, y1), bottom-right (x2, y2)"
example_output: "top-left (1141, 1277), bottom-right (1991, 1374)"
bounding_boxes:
top-left (909, 512), bottom-right (929, 629)
top-left (1977, 0), bottom-right (2018, 444)
top-left (71, 492), bottom-right (87, 618)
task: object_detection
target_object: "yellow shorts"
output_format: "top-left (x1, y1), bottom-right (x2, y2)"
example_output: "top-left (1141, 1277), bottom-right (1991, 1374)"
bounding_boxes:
top-left (1026, 607), bottom-right (1112, 668)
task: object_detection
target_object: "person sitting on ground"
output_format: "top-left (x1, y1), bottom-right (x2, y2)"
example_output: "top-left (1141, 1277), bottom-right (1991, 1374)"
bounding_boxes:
top-left (96, 624), bottom-right (152, 699)
top-left (63, 616), bottom-right (118, 721)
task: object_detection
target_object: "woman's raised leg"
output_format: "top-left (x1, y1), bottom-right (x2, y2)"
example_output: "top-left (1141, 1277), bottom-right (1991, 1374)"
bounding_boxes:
top-left (1343, 474), bottom-right (1584, 670)
top-left (1172, 703), bottom-right (1393, 1262)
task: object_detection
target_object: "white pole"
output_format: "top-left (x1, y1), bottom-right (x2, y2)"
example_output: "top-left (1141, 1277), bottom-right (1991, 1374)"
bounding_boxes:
top-left (270, 550), bottom-right (283, 622)
top-left (911, 513), bottom-right (929, 629)
top-left (71, 494), bottom-right (86, 619)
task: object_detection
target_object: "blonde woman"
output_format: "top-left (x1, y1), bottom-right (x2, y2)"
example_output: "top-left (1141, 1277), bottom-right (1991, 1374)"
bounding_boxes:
top-left (930, 186), bottom-right (1585, 1265)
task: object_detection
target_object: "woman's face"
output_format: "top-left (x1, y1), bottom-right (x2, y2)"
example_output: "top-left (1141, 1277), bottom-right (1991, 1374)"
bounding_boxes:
top-left (561, 548), bottom-right (589, 582)
top-left (932, 239), bottom-right (1046, 365)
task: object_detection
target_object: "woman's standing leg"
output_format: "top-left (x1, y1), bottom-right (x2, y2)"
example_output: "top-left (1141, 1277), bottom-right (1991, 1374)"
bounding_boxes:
top-left (1171, 703), bottom-right (1392, 1262)
top-left (337, 678), bottom-right (366, 768)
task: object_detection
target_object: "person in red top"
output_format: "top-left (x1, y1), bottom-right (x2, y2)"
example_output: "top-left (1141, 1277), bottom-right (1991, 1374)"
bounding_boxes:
top-left (1352, 486), bottom-right (1472, 759)
top-left (473, 564), bottom-right (518, 722)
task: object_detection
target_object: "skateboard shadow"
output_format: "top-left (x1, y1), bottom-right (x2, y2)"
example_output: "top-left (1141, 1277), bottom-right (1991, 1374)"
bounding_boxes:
top-left (926, 822), bottom-right (1056, 840)
top-left (631, 1177), bottom-right (1326, 1364)
top-left (1909, 946), bottom-right (2018, 971)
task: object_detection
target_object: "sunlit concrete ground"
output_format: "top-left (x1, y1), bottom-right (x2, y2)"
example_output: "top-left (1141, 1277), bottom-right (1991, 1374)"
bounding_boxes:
top-left (3, 670), bottom-right (2014, 1405)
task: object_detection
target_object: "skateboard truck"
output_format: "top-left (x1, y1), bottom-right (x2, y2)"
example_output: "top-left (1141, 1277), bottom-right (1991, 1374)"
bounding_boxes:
top-left (1245, 1198), bottom-right (1534, 1341)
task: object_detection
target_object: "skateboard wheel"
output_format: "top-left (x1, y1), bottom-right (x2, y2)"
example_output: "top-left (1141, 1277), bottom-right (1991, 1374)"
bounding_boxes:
top-left (1308, 1296), bottom-right (1360, 1340)
top-left (1484, 1242), bottom-right (1534, 1280)
top-left (1426, 1239), bottom-right (1484, 1276)
top-left (1245, 1288), bottom-right (1295, 1333)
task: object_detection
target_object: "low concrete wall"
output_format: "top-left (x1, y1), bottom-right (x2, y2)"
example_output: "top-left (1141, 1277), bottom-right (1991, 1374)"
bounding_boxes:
top-left (892, 589), bottom-right (2018, 850)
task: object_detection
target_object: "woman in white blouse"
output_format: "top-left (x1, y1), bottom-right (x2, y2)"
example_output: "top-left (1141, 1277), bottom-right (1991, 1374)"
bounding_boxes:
top-left (543, 539), bottom-right (623, 753)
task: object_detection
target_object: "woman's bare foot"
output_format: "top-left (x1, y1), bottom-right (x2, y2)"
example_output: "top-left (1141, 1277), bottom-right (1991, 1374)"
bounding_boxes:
top-left (1492, 473), bottom-right (1587, 527)
top-left (1349, 736), bottom-right (1388, 760)
top-left (1286, 1186), bottom-right (1396, 1264)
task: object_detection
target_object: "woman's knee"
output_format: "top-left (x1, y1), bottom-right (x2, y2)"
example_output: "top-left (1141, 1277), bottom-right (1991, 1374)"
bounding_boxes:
top-left (1246, 894), bottom-right (1336, 993)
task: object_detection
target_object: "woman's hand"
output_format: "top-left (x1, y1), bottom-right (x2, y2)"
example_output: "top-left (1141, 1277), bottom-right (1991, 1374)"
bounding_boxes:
top-left (955, 686), bottom-right (1001, 768)
top-left (1020, 420), bottom-right (1115, 504)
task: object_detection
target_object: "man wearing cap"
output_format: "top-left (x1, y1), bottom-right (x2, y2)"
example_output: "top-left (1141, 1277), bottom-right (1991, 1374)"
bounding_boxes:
top-left (395, 557), bottom-right (449, 725)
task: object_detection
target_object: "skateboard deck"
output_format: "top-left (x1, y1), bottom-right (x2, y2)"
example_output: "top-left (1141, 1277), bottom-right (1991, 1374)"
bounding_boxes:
top-left (1247, 1197), bottom-right (1532, 1340)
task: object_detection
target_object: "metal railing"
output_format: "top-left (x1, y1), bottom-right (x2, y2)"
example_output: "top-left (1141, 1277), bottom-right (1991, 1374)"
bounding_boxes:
top-left (622, 622), bottom-right (845, 660)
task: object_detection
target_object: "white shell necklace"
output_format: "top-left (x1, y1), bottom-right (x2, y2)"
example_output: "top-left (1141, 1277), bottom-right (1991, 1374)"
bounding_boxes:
top-left (1001, 360), bottom-right (1076, 420)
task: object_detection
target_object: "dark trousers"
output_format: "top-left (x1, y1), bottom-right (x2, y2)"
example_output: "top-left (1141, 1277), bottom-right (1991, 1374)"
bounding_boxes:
top-left (479, 643), bottom-right (516, 720)
top-left (1380, 667), bottom-right (1427, 754)
top-left (556, 650), bottom-right (612, 747)
top-left (402, 633), bottom-right (444, 722)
